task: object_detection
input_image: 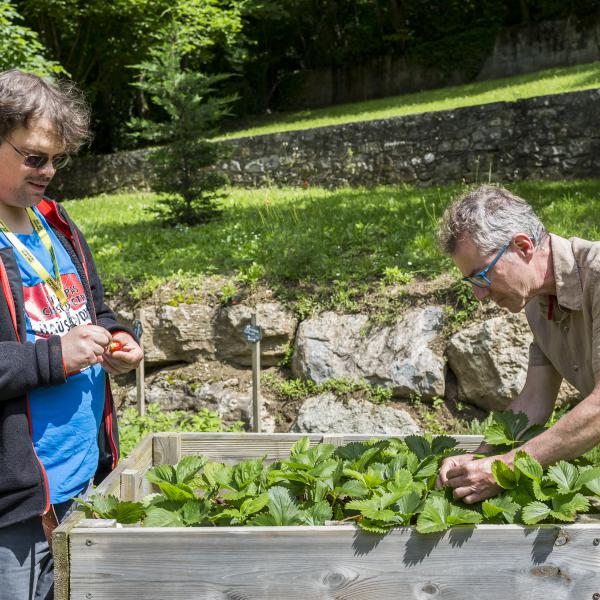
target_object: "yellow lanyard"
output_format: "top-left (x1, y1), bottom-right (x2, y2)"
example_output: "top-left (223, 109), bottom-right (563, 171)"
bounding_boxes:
top-left (0, 208), bottom-right (69, 307)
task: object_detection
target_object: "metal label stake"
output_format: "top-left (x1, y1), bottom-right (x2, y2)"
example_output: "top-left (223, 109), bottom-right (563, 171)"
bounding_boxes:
top-left (243, 313), bottom-right (262, 433)
top-left (133, 309), bottom-right (145, 416)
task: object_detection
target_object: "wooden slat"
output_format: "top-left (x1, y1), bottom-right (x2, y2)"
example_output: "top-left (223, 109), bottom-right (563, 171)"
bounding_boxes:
top-left (153, 433), bottom-right (181, 465)
top-left (178, 433), bottom-right (484, 463)
top-left (69, 524), bottom-right (600, 600)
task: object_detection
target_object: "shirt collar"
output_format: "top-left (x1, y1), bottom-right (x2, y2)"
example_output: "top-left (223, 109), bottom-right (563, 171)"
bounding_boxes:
top-left (550, 233), bottom-right (582, 311)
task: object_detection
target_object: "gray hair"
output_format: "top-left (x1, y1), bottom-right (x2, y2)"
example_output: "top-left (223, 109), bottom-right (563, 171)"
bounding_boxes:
top-left (0, 69), bottom-right (91, 153)
top-left (437, 185), bottom-right (548, 255)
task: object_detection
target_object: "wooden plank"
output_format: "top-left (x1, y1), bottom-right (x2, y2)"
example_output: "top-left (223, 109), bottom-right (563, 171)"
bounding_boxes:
top-left (153, 433), bottom-right (181, 465)
top-left (179, 433), bottom-right (484, 463)
top-left (54, 510), bottom-right (85, 600)
top-left (69, 524), bottom-right (600, 600)
top-left (119, 434), bottom-right (153, 501)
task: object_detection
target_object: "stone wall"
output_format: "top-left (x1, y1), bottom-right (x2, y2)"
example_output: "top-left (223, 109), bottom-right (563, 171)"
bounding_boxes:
top-left (50, 88), bottom-right (600, 199)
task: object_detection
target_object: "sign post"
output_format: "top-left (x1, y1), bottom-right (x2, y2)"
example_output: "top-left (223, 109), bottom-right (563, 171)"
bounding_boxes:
top-left (243, 313), bottom-right (262, 433)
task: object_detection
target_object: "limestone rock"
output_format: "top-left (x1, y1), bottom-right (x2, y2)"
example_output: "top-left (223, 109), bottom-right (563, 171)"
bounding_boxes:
top-left (446, 313), bottom-right (531, 411)
top-left (292, 392), bottom-right (420, 434)
top-left (118, 304), bottom-right (216, 366)
top-left (215, 302), bottom-right (298, 367)
top-left (291, 307), bottom-right (445, 399)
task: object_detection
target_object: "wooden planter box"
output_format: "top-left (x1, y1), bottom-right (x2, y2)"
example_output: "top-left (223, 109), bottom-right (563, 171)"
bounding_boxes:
top-left (54, 432), bottom-right (600, 600)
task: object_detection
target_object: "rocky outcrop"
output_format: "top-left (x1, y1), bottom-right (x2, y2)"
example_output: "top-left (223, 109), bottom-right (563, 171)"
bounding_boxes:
top-left (214, 302), bottom-right (298, 366)
top-left (291, 307), bottom-right (445, 399)
top-left (118, 301), bottom-right (297, 367)
top-left (292, 392), bottom-right (420, 434)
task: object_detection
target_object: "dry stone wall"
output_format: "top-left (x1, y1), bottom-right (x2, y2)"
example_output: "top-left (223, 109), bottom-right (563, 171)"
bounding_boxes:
top-left (50, 89), bottom-right (600, 198)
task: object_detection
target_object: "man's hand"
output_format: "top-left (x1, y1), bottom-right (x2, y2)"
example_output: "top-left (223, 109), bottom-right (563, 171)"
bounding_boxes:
top-left (100, 331), bottom-right (143, 375)
top-left (436, 453), bottom-right (502, 504)
top-left (61, 325), bottom-right (112, 373)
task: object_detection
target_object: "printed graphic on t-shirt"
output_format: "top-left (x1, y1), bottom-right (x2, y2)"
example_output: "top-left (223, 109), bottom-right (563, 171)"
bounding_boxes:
top-left (23, 272), bottom-right (91, 337)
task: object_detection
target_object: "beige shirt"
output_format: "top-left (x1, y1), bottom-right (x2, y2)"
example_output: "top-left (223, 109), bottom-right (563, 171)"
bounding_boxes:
top-left (526, 234), bottom-right (600, 397)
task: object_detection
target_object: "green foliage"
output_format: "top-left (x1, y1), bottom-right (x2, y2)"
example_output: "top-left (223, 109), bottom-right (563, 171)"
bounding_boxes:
top-left (130, 25), bottom-right (235, 226)
top-left (262, 373), bottom-right (393, 404)
top-left (80, 411), bottom-right (600, 533)
top-left (118, 403), bottom-right (243, 458)
top-left (0, 1), bottom-right (65, 76)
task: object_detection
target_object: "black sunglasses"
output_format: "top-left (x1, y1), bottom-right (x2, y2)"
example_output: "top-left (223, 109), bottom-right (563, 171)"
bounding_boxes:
top-left (4, 139), bottom-right (70, 170)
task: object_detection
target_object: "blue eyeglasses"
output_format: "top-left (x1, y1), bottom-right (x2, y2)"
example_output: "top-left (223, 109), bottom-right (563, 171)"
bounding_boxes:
top-left (462, 241), bottom-right (511, 288)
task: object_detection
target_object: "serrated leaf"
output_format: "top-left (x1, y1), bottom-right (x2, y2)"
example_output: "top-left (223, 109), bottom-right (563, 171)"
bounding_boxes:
top-left (547, 461), bottom-right (578, 494)
top-left (264, 486), bottom-right (302, 525)
top-left (576, 466), bottom-right (600, 494)
top-left (175, 455), bottom-right (207, 484)
top-left (240, 493), bottom-right (270, 517)
top-left (90, 494), bottom-right (120, 517)
top-left (357, 518), bottom-right (393, 534)
top-left (532, 477), bottom-right (557, 501)
top-left (143, 507), bottom-right (184, 527)
top-left (448, 505), bottom-right (482, 526)
top-left (202, 462), bottom-right (233, 489)
top-left (290, 437), bottom-right (311, 456)
top-left (146, 464), bottom-right (177, 486)
top-left (404, 435), bottom-right (431, 461)
top-left (413, 455), bottom-right (439, 480)
top-left (338, 479), bottom-right (369, 498)
top-left (181, 499), bottom-right (209, 525)
top-left (157, 481), bottom-right (197, 502)
top-left (232, 459), bottom-right (264, 489)
top-left (521, 501), bottom-right (552, 525)
top-left (481, 496), bottom-right (519, 523)
top-left (112, 501), bottom-right (145, 524)
top-left (514, 452), bottom-right (543, 481)
top-left (300, 501), bottom-right (332, 525)
top-left (552, 493), bottom-right (589, 519)
top-left (394, 491), bottom-right (422, 516)
top-left (416, 496), bottom-right (452, 534)
top-left (386, 469), bottom-right (413, 495)
top-left (491, 460), bottom-right (519, 489)
top-left (431, 435), bottom-right (458, 455)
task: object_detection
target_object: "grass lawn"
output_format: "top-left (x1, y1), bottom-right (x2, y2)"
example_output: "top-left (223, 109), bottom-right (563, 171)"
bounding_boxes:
top-left (64, 179), bottom-right (600, 315)
top-left (217, 61), bottom-right (600, 140)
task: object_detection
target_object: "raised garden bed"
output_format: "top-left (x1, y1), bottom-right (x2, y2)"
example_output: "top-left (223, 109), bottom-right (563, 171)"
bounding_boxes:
top-left (54, 432), bottom-right (600, 600)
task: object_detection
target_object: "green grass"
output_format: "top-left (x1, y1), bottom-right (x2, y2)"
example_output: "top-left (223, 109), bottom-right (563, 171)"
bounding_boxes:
top-left (217, 62), bottom-right (600, 140)
top-left (64, 179), bottom-right (600, 310)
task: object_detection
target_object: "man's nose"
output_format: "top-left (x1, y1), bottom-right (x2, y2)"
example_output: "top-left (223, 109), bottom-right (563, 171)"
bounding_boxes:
top-left (37, 162), bottom-right (56, 178)
top-left (472, 285), bottom-right (489, 301)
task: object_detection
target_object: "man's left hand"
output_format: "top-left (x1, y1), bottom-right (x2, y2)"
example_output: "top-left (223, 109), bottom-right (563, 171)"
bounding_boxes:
top-left (442, 455), bottom-right (504, 504)
top-left (101, 331), bottom-right (143, 375)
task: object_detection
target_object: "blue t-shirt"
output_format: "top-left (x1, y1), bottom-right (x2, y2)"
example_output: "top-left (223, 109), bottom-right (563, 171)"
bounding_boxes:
top-left (1, 206), bottom-right (106, 503)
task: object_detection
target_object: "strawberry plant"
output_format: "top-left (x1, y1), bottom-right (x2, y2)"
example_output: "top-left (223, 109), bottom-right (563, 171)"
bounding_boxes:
top-left (77, 411), bottom-right (600, 533)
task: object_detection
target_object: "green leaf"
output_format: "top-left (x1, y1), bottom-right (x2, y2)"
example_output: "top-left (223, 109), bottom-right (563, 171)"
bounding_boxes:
top-left (181, 499), bottom-right (210, 526)
top-left (431, 435), bottom-right (458, 455)
top-left (232, 459), bottom-right (264, 489)
top-left (416, 496), bottom-right (452, 534)
top-left (448, 505), bottom-right (482, 526)
top-left (146, 464), bottom-right (177, 485)
top-left (175, 455), bottom-right (207, 484)
top-left (521, 501), bottom-right (552, 525)
top-left (547, 461), bottom-right (578, 494)
top-left (90, 494), bottom-right (120, 517)
top-left (290, 437), bottom-right (311, 456)
top-left (144, 507), bottom-right (185, 527)
top-left (413, 455), bottom-right (439, 480)
top-left (338, 480), bottom-right (369, 498)
top-left (157, 481), bottom-right (197, 502)
top-left (394, 491), bottom-right (422, 517)
top-left (514, 452), bottom-right (543, 481)
top-left (532, 477), bottom-right (557, 501)
top-left (491, 460), bottom-right (519, 489)
top-left (481, 495), bottom-right (519, 523)
top-left (300, 501), bottom-right (332, 525)
top-left (404, 435), bottom-right (431, 460)
top-left (112, 501), bottom-right (145, 524)
top-left (551, 493), bottom-right (589, 521)
top-left (202, 462), bottom-right (233, 489)
top-left (240, 493), bottom-right (270, 517)
top-left (575, 466), bottom-right (600, 494)
top-left (264, 486), bottom-right (302, 526)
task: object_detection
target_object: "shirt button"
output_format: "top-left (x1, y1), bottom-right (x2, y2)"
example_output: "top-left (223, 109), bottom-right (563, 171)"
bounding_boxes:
top-left (573, 365), bottom-right (579, 372)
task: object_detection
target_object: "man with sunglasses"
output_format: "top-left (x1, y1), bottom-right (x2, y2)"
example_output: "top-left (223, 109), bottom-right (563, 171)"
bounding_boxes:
top-left (0, 69), bottom-right (143, 599)
top-left (435, 184), bottom-right (600, 504)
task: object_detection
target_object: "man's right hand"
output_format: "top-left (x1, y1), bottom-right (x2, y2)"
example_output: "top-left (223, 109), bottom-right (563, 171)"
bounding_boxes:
top-left (60, 325), bottom-right (112, 374)
top-left (436, 453), bottom-right (477, 490)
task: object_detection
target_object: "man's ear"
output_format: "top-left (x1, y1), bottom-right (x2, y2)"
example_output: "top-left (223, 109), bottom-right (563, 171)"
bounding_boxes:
top-left (511, 233), bottom-right (535, 261)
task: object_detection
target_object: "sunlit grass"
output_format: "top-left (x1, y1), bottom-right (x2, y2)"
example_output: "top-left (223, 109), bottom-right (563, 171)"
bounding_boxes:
top-left (217, 62), bottom-right (600, 140)
top-left (65, 179), bottom-right (600, 307)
